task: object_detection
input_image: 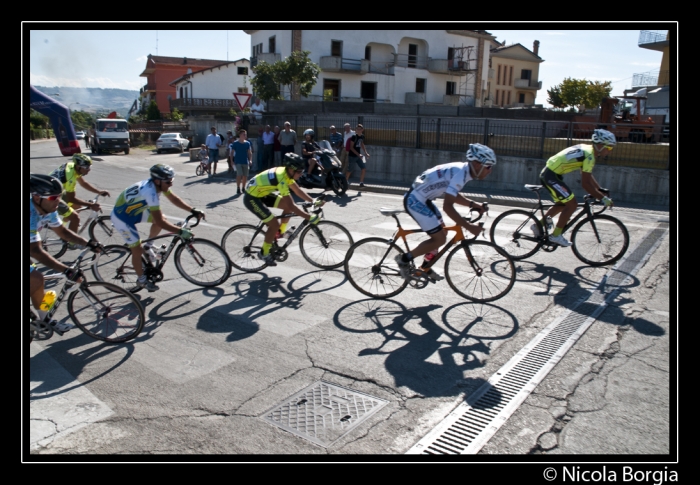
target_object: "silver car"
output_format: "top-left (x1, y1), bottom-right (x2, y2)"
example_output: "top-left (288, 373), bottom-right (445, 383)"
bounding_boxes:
top-left (156, 133), bottom-right (189, 154)
top-left (75, 131), bottom-right (85, 140)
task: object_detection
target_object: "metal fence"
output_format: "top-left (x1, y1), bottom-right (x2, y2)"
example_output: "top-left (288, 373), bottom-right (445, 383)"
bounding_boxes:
top-left (254, 114), bottom-right (670, 170)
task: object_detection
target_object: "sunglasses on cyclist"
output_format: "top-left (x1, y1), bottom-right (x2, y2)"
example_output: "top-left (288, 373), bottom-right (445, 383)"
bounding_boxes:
top-left (38, 194), bottom-right (61, 201)
top-left (162, 179), bottom-right (174, 185)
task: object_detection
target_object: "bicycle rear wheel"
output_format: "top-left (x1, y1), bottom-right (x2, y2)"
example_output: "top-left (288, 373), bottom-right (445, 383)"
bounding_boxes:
top-left (88, 215), bottom-right (122, 248)
top-left (344, 237), bottom-right (408, 298)
top-left (444, 240), bottom-right (516, 303)
top-left (39, 224), bottom-right (68, 259)
top-left (299, 220), bottom-right (354, 269)
top-left (92, 244), bottom-right (144, 293)
top-left (174, 238), bottom-right (232, 287)
top-left (196, 164), bottom-right (204, 176)
top-left (571, 214), bottom-right (629, 266)
top-left (67, 281), bottom-right (145, 343)
top-left (489, 209), bottom-right (543, 260)
top-left (221, 224), bottom-right (268, 272)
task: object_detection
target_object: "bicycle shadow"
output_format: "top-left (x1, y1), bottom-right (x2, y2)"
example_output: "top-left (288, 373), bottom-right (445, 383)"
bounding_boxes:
top-left (332, 299), bottom-right (516, 399)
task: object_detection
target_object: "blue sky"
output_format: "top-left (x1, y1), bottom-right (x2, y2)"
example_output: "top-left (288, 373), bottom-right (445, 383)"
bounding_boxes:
top-left (27, 26), bottom-right (672, 107)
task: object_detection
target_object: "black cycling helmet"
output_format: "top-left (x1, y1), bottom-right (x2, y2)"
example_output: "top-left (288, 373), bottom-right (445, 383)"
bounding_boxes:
top-left (303, 128), bottom-right (315, 139)
top-left (30, 173), bottom-right (64, 197)
top-left (72, 153), bottom-right (93, 168)
top-left (150, 163), bottom-right (176, 180)
top-left (283, 152), bottom-right (305, 171)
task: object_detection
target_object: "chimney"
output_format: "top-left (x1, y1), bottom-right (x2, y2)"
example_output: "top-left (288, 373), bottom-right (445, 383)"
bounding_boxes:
top-left (183, 57), bottom-right (187, 64)
top-left (533, 40), bottom-right (540, 56)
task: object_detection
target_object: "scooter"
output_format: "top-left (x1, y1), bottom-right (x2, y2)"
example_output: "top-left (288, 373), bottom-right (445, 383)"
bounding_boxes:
top-left (297, 140), bottom-right (349, 195)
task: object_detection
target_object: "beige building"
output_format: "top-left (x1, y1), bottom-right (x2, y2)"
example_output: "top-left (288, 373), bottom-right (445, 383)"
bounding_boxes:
top-left (487, 40), bottom-right (543, 108)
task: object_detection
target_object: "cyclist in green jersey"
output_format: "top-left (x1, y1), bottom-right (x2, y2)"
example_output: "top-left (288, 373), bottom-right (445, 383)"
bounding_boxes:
top-left (537, 129), bottom-right (616, 247)
top-left (243, 153), bottom-right (324, 266)
top-left (49, 153), bottom-right (111, 236)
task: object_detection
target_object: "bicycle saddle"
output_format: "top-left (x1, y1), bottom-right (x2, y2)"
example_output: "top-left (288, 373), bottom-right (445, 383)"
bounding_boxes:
top-left (379, 208), bottom-right (404, 216)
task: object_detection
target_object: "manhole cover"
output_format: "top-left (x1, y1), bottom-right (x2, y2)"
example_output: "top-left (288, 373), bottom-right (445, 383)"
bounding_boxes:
top-left (261, 380), bottom-right (389, 448)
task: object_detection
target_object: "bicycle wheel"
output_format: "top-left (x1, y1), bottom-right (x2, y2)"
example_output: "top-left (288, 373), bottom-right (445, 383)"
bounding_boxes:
top-left (571, 215), bottom-right (629, 266)
top-left (444, 240), bottom-right (516, 303)
top-left (67, 281), bottom-right (145, 343)
top-left (88, 215), bottom-right (121, 247)
top-left (489, 209), bottom-right (543, 260)
top-left (39, 224), bottom-right (67, 259)
top-left (174, 238), bottom-right (232, 287)
top-left (299, 220), bottom-right (354, 269)
top-left (344, 237), bottom-right (409, 298)
top-left (196, 164), bottom-right (204, 176)
top-left (92, 244), bottom-right (144, 293)
top-left (221, 224), bottom-right (268, 272)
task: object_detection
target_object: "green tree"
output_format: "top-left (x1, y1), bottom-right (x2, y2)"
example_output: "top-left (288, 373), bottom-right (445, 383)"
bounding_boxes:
top-left (70, 110), bottom-right (95, 132)
top-left (29, 108), bottom-right (49, 129)
top-left (146, 100), bottom-right (161, 121)
top-left (555, 77), bottom-right (614, 111)
top-left (250, 50), bottom-right (321, 102)
top-left (170, 107), bottom-right (184, 121)
top-left (585, 80), bottom-right (613, 109)
top-left (559, 77), bottom-right (589, 110)
top-left (546, 85), bottom-right (565, 109)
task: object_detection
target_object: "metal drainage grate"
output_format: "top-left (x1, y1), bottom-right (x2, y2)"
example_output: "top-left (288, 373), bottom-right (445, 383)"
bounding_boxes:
top-left (407, 224), bottom-right (669, 455)
top-left (261, 380), bottom-right (389, 448)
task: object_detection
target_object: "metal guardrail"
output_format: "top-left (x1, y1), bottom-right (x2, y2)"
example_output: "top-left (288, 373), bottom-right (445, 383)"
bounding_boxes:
top-left (261, 114), bottom-right (670, 170)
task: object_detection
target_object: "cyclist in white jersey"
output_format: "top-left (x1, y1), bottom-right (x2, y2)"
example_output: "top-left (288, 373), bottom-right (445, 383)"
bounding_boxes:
top-left (29, 174), bottom-right (102, 334)
top-left (395, 143), bottom-right (497, 280)
top-left (111, 164), bottom-right (204, 292)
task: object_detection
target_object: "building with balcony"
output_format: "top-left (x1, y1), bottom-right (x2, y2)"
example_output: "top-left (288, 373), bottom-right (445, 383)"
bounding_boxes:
top-left (243, 30), bottom-right (498, 107)
top-left (139, 55), bottom-right (229, 115)
top-left (169, 59), bottom-right (251, 116)
top-left (487, 40), bottom-right (543, 108)
top-left (625, 30), bottom-right (672, 122)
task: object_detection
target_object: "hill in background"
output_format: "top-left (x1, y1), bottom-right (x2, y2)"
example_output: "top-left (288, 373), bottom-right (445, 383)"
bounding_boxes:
top-left (32, 86), bottom-right (140, 118)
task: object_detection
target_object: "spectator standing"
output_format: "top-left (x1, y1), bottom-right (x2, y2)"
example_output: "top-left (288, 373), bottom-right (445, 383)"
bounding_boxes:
top-left (273, 125), bottom-right (282, 166)
top-left (341, 123), bottom-right (355, 179)
top-left (262, 125), bottom-right (275, 170)
top-left (232, 129), bottom-right (253, 195)
top-left (205, 126), bottom-right (222, 176)
top-left (329, 125), bottom-right (343, 157)
top-left (225, 130), bottom-right (235, 174)
top-left (346, 124), bottom-right (369, 187)
top-left (250, 97), bottom-right (265, 124)
top-left (279, 122), bottom-right (297, 157)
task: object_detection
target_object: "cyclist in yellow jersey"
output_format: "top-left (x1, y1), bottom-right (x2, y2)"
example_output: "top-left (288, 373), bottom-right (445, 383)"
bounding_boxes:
top-left (537, 129), bottom-right (616, 247)
top-left (244, 153), bottom-right (325, 266)
top-left (49, 153), bottom-right (111, 236)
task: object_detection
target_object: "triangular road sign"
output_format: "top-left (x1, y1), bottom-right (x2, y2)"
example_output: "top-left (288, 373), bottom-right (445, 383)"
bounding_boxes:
top-left (233, 93), bottom-right (252, 111)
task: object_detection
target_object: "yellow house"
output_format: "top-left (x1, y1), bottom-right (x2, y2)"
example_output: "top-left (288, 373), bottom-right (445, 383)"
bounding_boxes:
top-left (487, 40), bottom-right (543, 108)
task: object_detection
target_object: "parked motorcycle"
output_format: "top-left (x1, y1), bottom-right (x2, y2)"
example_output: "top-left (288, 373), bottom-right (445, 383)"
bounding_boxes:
top-left (297, 140), bottom-right (349, 195)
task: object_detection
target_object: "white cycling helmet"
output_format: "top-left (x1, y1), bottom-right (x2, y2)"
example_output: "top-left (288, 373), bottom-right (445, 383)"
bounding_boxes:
top-left (592, 129), bottom-right (617, 147)
top-left (466, 143), bottom-right (497, 166)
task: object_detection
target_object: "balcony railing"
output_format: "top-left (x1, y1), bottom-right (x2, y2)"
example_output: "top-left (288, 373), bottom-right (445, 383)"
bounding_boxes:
top-left (250, 52), bottom-right (281, 68)
top-left (638, 30), bottom-right (668, 47)
top-left (393, 53), bottom-right (429, 70)
top-left (170, 98), bottom-right (240, 109)
top-left (142, 84), bottom-right (155, 92)
top-left (632, 70), bottom-right (669, 87)
top-left (514, 79), bottom-right (542, 90)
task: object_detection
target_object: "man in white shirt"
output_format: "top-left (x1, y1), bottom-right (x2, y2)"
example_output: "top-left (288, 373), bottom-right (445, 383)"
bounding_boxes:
top-left (250, 97), bottom-right (265, 123)
top-left (205, 126), bottom-right (222, 176)
top-left (341, 123), bottom-right (355, 179)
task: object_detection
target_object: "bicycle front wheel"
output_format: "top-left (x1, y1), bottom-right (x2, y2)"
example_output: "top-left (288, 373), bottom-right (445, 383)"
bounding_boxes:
top-left (489, 209), bottom-right (543, 260)
top-left (88, 215), bottom-right (122, 247)
top-left (39, 224), bottom-right (67, 259)
top-left (221, 224), bottom-right (268, 272)
top-left (344, 237), bottom-right (408, 298)
top-left (571, 215), bottom-right (629, 266)
top-left (299, 220), bottom-right (354, 269)
top-left (67, 281), bottom-right (145, 343)
top-left (174, 238), bottom-right (232, 287)
top-left (445, 240), bottom-right (516, 303)
top-left (92, 244), bottom-right (144, 293)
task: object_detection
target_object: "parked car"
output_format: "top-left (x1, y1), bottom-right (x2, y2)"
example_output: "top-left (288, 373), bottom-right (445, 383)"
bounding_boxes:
top-left (75, 131), bottom-right (85, 140)
top-left (156, 133), bottom-right (190, 153)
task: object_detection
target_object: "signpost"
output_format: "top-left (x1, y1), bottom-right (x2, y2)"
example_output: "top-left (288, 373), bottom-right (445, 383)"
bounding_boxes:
top-left (233, 92), bottom-right (252, 112)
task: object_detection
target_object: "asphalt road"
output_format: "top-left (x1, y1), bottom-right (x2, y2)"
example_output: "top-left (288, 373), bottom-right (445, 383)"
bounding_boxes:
top-left (25, 141), bottom-right (675, 466)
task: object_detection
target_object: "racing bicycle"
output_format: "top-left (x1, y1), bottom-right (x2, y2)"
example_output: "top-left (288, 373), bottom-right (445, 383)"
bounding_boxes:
top-left (343, 203), bottom-right (516, 303)
top-left (91, 215), bottom-right (231, 293)
top-left (29, 247), bottom-right (145, 344)
top-left (38, 194), bottom-right (122, 258)
top-left (489, 184), bottom-right (629, 266)
top-left (221, 194), bottom-right (354, 272)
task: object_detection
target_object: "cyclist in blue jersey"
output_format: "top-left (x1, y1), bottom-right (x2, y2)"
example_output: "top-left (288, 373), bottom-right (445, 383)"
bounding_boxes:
top-left (111, 164), bottom-right (204, 292)
top-left (29, 174), bottom-right (102, 334)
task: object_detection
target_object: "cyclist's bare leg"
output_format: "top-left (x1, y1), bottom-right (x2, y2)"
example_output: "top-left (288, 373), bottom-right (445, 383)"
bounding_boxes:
top-left (131, 245), bottom-right (146, 277)
top-left (65, 211), bottom-right (80, 233)
top-left (551, 199), bottom-right (577, 229)
top-left (409, 230), bottom-right (446, 260)
top-left (30, 270), bottom-right (45, 309)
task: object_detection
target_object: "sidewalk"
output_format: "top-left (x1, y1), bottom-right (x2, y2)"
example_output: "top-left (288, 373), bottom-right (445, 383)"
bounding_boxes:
top-left (343, 177), bottom-right (670, 214)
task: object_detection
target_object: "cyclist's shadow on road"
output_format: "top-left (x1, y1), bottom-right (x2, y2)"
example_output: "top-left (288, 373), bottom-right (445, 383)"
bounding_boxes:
top-left (333, 299), bottom-right (518, 398)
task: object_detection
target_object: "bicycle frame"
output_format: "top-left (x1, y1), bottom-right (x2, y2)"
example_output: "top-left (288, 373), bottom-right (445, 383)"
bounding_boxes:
top-left (68, 194), bottom-right (104, 235)
top-left (33, 249), bottom-right (90, 325)
top-left (525, 187), bottom-right (606, 237)
top-left (138, 217), bottom-right (199, 273)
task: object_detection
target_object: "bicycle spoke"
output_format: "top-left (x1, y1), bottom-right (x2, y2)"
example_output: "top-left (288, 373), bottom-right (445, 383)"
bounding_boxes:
top-left (300, 221), bottom-right (354, 269)
top-left (344, 237), bottom-right (408, 298)
top-left (92, 245), bottom-right (142, 293)
top-left (445, 241), bottom-right (515, 303)
top-left (175, 239), bottom-right (231, 287)
top-left (571, 215), bottom-right (629, 266)
top-left (221, 224), bottom-right (267, 272)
